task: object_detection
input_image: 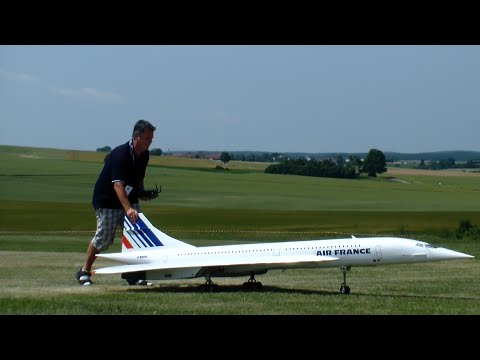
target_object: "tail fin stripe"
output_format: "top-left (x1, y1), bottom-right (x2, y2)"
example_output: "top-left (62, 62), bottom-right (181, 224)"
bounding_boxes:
top-left (124, 217), bottom-right (153, 248)
top-left (124, 216), bottom-right (164, 248)
top-left (132, 229), bottom-right (155, 247)
top-left (124, 216), bottom-right (153, 248)
top-left (122, 213), bottom-right (189, 252)
top-left (122, 235), bottom-right (134, 249)
top-left (124, 218), bottom-right (137, 234)
top-left (136, 218), bottom-right (163, 246)
top-left (129, 230), bottom-right (150, 248)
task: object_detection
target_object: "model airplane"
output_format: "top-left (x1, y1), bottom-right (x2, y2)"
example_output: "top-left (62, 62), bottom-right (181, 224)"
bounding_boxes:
top-left (93, 212), bottom-right (474, 294)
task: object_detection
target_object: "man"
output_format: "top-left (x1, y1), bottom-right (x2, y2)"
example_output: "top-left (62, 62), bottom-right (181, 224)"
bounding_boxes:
top-left (76, 119), bottom-right (157, 285)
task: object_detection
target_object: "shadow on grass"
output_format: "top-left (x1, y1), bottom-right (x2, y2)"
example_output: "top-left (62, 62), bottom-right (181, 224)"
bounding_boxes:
top-left (118, 283), bottom-right (477, 300)
top-left (119, 283), bottom-right (338, 295)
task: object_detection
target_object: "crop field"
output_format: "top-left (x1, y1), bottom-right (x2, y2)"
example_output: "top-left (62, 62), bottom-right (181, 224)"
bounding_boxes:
top-left (0, 145), bottom-right (479, 314)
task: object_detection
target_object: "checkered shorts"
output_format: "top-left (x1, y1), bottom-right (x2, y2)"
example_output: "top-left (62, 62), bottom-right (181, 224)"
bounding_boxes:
top-left (91, 204), bottom-right (140, 251)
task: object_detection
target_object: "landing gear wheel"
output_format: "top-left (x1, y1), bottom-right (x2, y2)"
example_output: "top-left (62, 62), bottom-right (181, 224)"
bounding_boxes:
top-left (199, 284), bottom-right (218, 292)
top-left (339, 266), bottom-right (352, 295)
top-left (199, 276), bottom-right (218, 292)
top-left (242, 274), bottom-right (262, 291)
top-left (340, 283), bottom-right (350, 295)
top-left (126, 279), bottom-right (151, 286)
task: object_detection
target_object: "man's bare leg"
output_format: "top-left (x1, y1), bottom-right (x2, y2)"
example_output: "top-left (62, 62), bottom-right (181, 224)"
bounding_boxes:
top-left (83, 242), bottom-right (100, 273)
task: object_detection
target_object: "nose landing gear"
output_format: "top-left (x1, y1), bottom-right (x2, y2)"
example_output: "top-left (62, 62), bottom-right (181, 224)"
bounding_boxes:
top-left (339, 266), bottom-right (351, 294)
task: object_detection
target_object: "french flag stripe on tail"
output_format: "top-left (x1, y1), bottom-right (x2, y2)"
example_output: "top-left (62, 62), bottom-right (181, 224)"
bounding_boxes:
top-left (124, 216), bottom-right (164, 248)
top-left (122, 235), bottom-right (134, 249)
top-left (124, 220), bottom-right (149, 247)
top-left (123, 230), bottom-right (143, 248)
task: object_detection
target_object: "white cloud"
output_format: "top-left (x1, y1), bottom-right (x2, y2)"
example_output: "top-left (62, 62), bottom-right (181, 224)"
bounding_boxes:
top-left (17, 72), bottom-right (39, 82)
top-left (56, 87), bottom-right (124, 102)
top-left (0, 68), bottom-right (39, 82)
top-left (0, 67), bottom-right (123, 103)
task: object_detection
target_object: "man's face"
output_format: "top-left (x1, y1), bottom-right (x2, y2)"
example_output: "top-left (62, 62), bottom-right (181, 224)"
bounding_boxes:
top-left (134, 129), bottom-right (154, 154)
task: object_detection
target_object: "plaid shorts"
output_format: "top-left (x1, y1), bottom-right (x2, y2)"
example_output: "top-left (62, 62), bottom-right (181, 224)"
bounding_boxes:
top-left (91, 204), bottom-right (140, 251)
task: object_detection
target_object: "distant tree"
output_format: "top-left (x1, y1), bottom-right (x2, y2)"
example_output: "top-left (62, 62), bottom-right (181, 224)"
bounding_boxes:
top-left (150, 148), bottom-right (163, 156)
top-left (335, 155), bottom-right (345, 166)
top-left (349, 155), bottom-right (362, 166)
top-left (265, 158), bottom-right (357, 179)
top-left (428, 160), bottom-right (441, 170)
top-left (418, 159), bottom-right (426, 169)
top-left (246, 153), bottom-right (257, 162)
top-left (466, 160), bottom-right (479, 168)
top-left (456, 219), bottom-right (480, 239)
top-left (362, 149), bottom-right (387, 177)
top-left (220, 151), bottom-right (231, 165)
top-left (96, 146), bottom-right (111, 152)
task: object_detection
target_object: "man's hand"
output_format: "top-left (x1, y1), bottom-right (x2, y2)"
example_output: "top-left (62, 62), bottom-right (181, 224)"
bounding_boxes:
top-left (126, 207), bottom-right (139, 224)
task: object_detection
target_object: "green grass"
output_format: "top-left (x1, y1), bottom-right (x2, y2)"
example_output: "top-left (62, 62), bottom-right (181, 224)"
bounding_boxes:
top-left (0, 145), bottom-right (479, 314)
top-left (0, 247), bottom-right (478, 314)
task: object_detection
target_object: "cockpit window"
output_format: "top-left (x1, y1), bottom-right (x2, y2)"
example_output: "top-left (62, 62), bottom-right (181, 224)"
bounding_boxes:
top-left (416, 243), bottom-right (424, 247)
top-left (425, 244), bottom-right (437, 248)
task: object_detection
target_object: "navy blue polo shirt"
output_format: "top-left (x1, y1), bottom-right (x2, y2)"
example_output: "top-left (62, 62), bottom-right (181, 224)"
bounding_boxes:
top-left (92, 141), bottom-right (149, 209)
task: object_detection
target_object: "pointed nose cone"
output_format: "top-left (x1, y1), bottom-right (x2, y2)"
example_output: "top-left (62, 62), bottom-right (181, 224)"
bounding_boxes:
top-left (429, 247), bottom-right (475, 261)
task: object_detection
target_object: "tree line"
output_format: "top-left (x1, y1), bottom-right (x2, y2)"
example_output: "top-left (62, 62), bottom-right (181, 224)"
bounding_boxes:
top-left (417, 158), bottom-right (479, 170)
top-left (265, 149), bottom-right (387, 179)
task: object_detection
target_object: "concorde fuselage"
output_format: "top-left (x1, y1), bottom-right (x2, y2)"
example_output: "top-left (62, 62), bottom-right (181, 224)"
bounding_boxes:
top-left (98, 236), bottom-right (473, 280)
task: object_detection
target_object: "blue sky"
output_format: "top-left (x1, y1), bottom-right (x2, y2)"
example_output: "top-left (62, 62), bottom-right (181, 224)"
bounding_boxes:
top-left (1, 45), bottom-right (479, 153)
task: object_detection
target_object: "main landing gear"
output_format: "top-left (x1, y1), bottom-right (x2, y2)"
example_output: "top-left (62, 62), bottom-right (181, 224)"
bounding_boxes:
top-left (126, 279), bottom-right (151, 286)
top-left (339, 266), bottom-right (351, 295)
top-left (198, 273), bottom-right (264, 292)
top-left (198, 275), bottom-right (219, 293)
top-left (242, 274), bottom-right (263, 291)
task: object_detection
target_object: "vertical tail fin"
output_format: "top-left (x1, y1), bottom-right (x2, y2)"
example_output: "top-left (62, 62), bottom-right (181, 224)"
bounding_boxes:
top-left (122, 213), bottom-right (195, 252)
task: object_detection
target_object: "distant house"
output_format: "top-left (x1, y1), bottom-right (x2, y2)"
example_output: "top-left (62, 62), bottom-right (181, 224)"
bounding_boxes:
top-left (172, 153), bottom-right (194, 158)
top-left (208, 153), bottom-right (221, 160)
top-left (471, 159), bottom-right (480, 167)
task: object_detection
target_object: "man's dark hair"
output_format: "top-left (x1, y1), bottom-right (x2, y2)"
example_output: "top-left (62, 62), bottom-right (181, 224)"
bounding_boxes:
top-left (132, 119), bottom-right (156, 138)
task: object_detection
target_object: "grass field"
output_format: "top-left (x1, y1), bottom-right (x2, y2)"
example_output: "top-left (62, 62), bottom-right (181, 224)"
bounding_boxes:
top-left (1, 249), bottom-right (478, 315)
top-left (0, 145), bottom-right (479, 314)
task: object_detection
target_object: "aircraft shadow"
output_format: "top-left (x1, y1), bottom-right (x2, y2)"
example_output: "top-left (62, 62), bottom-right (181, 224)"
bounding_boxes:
top-left (121, 284), bottom-right (474, 300)
top-left (122, 284), bottom-right (338, 296)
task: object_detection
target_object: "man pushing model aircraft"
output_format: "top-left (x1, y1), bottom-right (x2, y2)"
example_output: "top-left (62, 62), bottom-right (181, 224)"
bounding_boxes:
top-left (92, 212), bottom-right (474, 294)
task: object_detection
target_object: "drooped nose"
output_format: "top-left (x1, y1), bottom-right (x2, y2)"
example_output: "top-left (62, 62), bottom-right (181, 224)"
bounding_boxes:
top-left (426, 247), bottom-right (475, 261)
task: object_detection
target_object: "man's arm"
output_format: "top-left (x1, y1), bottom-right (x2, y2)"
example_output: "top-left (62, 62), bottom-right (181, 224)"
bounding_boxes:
top-left (113, 181), bottom-right (139, 223)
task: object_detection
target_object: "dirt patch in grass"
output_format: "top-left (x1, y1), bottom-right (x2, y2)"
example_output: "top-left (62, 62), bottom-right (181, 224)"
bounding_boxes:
top-left (387, 168), bottom-right (480, 177)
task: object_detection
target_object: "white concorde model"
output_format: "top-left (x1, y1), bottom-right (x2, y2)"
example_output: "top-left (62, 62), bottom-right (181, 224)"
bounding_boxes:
top-left (94, 213), bottom-right (474, 294)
